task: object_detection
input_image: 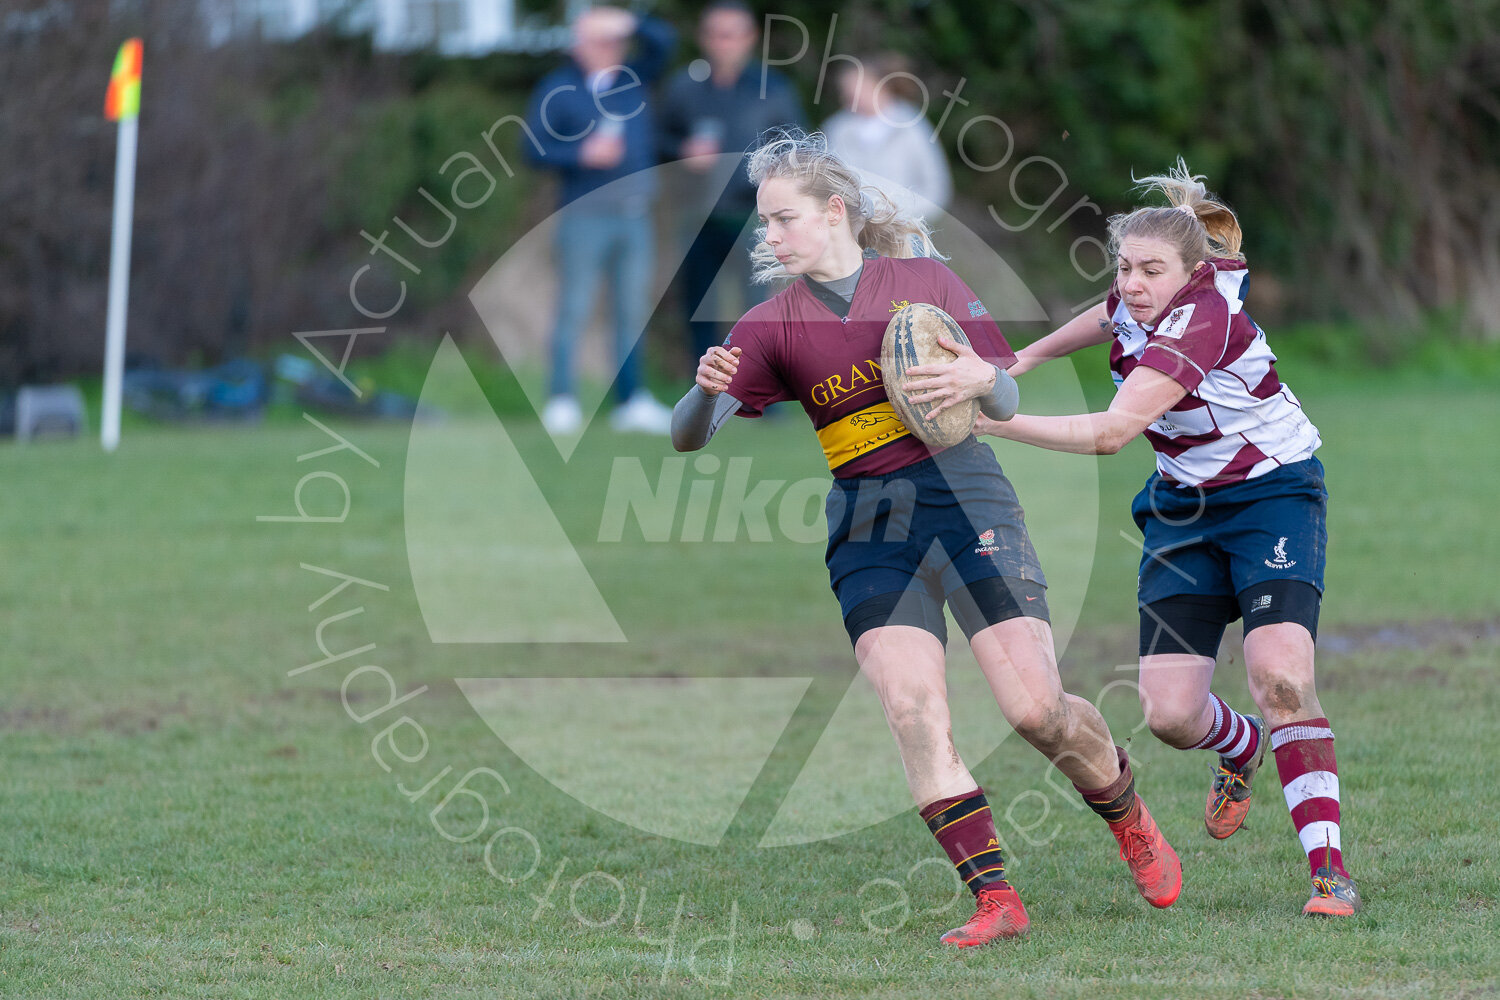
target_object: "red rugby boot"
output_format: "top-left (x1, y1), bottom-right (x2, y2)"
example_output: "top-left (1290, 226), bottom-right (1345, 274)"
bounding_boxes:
top-left (1109, 796), bottom-right (1183, 908)
top-left (939, 884), bottom-right (1030, 946)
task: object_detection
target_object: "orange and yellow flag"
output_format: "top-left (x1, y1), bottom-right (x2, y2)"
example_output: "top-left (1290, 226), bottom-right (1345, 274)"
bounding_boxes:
top-left (105, 38), bottom-right (142, 121)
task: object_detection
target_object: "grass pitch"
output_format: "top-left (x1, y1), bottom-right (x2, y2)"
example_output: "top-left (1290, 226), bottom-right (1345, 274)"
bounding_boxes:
top-left (0, 356), bottom-right (1496, 999)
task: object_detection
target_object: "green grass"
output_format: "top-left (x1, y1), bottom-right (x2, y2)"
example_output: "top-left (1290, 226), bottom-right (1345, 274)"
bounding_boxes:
top-left (0, 358), bottom-right (1497, 998)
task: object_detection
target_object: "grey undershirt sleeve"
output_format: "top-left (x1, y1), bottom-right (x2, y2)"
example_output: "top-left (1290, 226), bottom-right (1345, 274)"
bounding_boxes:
top-left (672, 386), bottom-right (743, 451)
top-left (976, 365), bottom-right (1020, 421)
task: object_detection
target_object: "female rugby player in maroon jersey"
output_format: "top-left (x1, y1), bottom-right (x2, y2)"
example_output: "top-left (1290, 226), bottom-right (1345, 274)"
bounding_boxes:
top-left (672, 131), bottom-right (1182, 946)
top-left (969, 162), bottom-right (1359, 917)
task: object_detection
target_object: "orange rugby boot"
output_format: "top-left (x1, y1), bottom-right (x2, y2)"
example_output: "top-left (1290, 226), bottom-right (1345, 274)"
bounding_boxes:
top-left (1205, 714), bottom-right (1267, 839)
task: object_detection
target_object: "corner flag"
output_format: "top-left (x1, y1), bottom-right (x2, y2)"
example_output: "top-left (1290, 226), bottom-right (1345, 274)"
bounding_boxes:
top-left (102, 38), bottom-right (143, 451)
top-left (105, 38), bottom-right (142, 121)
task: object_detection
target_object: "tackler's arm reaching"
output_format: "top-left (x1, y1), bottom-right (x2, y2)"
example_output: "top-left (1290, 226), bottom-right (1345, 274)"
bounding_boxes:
top-left (1007, 302), bottom-right (1114, 378)
top-left (977, 364), bottom-right (1188, 456)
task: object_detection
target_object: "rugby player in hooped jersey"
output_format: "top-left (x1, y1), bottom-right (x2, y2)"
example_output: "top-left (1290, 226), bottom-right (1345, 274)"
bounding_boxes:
top-left (671, 131), bottom-right (1183, 947)
top-left (968, 160), bottom-right (1361, 917)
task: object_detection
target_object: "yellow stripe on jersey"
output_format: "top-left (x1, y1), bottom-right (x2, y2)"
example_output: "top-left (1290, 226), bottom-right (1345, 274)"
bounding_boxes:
top-left (815, 401), bottom-right (912, 471)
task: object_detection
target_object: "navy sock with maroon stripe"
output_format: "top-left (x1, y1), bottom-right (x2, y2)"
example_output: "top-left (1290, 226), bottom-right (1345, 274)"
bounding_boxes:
top-left (920, 789), bottom-right (1009, 896)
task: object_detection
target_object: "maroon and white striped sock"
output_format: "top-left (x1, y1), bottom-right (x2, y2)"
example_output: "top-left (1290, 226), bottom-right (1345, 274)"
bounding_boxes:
top-left (1189, 694), bottom-right (1261, 770)
top-left (1271, 716), bottom-right (1347, 878)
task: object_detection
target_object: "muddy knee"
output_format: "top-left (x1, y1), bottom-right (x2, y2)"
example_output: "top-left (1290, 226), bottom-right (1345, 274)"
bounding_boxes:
top-left (1249, 669), bottom-right (1319, 722)
top-left (1013, 700), bottom-right (1070, 753)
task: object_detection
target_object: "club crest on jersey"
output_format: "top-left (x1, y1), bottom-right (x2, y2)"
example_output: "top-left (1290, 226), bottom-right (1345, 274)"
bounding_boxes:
top-left (889, 299), bottom-right (912, 313)
top-left (1264, 536), bottom-right (1297, 569)
top-left (1155, 302), bottom-right (1196, 340)
top-left (975, 528), bottom-right (999, 556)
top-left (849, 410), bottom-right (897, 430)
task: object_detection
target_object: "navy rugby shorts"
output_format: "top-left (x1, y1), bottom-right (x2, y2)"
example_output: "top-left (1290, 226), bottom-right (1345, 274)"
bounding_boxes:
top-left (824, 437), bottom-right (1049, 646)
top-left (1132, 457), bottom-right (1328, 607)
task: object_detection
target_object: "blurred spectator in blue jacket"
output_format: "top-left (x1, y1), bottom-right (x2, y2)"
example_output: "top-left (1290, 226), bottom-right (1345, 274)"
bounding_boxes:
top-left (526, 7), bottom-right (677, 436)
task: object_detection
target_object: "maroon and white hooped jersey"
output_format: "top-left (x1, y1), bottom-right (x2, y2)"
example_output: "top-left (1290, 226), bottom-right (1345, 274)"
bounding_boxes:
top-left (1108, 258), bottom-right (1320, 488)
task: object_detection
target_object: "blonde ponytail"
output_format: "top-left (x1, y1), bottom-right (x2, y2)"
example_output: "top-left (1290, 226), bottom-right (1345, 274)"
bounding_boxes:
top-left (1108, 157), bottom-right (1246, 268)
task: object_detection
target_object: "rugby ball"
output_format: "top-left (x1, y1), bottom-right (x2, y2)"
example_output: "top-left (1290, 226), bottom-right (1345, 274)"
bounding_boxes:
top-left (881, 302), bottom-right (978, 448)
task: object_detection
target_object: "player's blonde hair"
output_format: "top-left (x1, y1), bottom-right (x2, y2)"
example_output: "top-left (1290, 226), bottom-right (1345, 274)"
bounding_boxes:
top-left (1107, 158), bottom-right (1245, 269)
top-left (745, 129), bottom-right (940, 284)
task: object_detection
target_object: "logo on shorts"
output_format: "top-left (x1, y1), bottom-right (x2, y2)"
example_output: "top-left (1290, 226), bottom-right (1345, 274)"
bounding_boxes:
top-left (975, 528), bottom-right (999, 556)
top-left (1250, 593), bottom-right (1273, 613)
top-left (1264, 536), bottom-right (1297, 569)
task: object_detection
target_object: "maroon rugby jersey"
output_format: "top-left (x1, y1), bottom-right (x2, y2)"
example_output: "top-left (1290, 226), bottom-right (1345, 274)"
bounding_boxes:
top-left (724, 256), bottom-right (1016, 478)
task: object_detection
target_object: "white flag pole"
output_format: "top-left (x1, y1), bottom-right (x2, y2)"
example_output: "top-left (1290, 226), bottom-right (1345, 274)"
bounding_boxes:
top-left (101, 111), bottom-right (138, 453)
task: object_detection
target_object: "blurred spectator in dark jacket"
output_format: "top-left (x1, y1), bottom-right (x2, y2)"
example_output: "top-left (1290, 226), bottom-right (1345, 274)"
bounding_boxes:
top-left (660, 1), bottom-right (803, 364)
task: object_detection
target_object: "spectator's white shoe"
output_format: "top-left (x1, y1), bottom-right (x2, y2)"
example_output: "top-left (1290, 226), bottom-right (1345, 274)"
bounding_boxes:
top-left (541, 395), bottom-right (583, 435)
top-left (610, 391), bottom-right (673, 435)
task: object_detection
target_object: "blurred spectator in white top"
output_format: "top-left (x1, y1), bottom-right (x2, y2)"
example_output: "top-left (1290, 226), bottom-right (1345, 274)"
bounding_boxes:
top-left (822, 53), bottom-right (952, 221)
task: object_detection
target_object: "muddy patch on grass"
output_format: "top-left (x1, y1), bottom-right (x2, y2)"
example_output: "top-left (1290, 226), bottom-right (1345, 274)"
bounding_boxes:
top-left (2, 619), bottom-right (1493, 734)
top-left (0, 695), bottom-right (193, 736)
top-left (1055, 617), bottom-right (1500, 690)
top-left (1317, 619), bottom-right (1500, 656)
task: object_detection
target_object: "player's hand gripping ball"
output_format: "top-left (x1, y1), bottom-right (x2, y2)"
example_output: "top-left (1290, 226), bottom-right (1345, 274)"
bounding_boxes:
top-left (881, 302), bottom-right (980, 448)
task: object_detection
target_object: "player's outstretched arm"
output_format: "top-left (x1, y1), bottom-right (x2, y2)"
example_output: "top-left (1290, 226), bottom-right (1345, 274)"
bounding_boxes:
top-left (1008, 301), bottom-right (1113, 378)
top-left (975, 365), bottom-right (1188, 455)
top-left (672, 346), bottom-right (743, 452)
